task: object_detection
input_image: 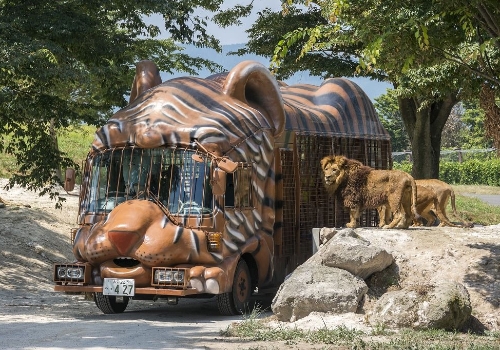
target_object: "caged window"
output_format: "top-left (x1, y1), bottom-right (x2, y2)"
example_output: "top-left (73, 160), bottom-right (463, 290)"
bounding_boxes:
top-left (225, 166), bottom-right (252, 208)
top-left (85, 148), bottom-right (213, 215)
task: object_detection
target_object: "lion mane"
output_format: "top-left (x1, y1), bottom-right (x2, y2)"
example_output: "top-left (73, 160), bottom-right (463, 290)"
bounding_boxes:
top-left (320, 155), bottom-right (420, 229)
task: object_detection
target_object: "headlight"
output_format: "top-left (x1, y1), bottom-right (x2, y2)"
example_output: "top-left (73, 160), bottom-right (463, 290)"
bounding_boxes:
top-left (152, 268), bottom-right (189, 288)
top-left (54, 264), bottom-right (88, 282)
top-left (57, 267), bottom-right (67, 278)
top-left (56, 266), bottom-right (84, 279)
top-left (155, 270), bottom-right (172, 282)
top-left (66, 267), bottom-right (84, 279)
top-left (154, 270), bottom-right (184, 283)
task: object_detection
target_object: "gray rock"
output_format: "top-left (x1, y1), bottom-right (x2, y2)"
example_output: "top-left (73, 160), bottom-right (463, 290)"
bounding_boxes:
top-left (319, 227), bottom-right (337, 245)
top-left (311, 228), bottom-right (394, 279)
top-left (366, 281), bottom-right (472, 330)
top-left (271, 264), bottom-right (368, 322)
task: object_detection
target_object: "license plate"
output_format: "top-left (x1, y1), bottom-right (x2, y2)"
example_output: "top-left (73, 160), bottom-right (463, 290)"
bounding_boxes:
top-left (103, 278), bottom-right (135, 296)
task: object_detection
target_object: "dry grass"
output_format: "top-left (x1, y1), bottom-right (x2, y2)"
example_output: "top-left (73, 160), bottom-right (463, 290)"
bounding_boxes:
top-left (453, 184), bottom-right (500, 195)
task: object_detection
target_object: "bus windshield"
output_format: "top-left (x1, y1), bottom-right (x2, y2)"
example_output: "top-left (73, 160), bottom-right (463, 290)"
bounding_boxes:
top-left (83, 148), bottom-right (213, 215)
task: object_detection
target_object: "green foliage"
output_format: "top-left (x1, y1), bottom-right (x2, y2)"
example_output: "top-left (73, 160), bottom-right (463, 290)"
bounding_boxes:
top-left (233, 7), bottom-right (362, 80)
top-left (394, 159), bottom-right (500, 186)
top-left (377, 87), bottom-right (491, 155)
top-left (392, 161), bottom-right (413, 174)
top-left (374, 89), bottom-right (410, 152)
top-left (0, 0), bottom-right (225, 206)
top-left (460, 100), bottom-right (493, 149)
top-left (439, 162), bottom-right (462, 185)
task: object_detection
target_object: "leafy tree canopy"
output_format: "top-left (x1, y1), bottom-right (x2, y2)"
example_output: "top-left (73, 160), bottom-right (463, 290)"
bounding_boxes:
top-left (241, 1), bottom-right (499, 178)
top-left (0, 0), bottom-right (227, 206)
top-left (374, 90), bottom-right (410, 153)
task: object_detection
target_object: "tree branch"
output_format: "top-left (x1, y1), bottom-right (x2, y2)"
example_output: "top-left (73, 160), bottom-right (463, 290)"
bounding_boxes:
top-left (427, 44), bottom-right (500, 87)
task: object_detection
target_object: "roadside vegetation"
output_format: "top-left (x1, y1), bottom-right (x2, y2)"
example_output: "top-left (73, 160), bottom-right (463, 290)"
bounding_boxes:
top-left (0, 124), bottom-right (94, 179)
top-left (222, 308), bottom-right (500, 349)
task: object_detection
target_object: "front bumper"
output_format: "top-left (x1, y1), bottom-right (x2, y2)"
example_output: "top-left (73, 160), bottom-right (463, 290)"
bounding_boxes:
top-left (54, 263), bottom-right (199, 296)
top-left (53, 284), bottom-right (199, 296)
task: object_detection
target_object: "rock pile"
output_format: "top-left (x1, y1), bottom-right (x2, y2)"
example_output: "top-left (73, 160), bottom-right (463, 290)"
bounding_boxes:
top-left (271, 228), bottom-right (472, 331)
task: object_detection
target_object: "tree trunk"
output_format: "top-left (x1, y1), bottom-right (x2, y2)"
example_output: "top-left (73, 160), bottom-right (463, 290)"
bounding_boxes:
top-left (49, 118), bottom-right (62, 182)
top-left (480, 84), bottom-right (500, 155)
top-left (398, 94), bottom-right (458, 179)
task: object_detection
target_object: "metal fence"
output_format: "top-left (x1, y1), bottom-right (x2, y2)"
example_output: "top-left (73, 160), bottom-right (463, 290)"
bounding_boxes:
top-left (392, 148), bottom-right (497, 163)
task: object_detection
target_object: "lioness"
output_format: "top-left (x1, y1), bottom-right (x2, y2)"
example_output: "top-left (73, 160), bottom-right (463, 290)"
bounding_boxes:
top-left (321, 155), bottom-right (420, 229)
top-left (380, 185), bottom-right (439, 227)
top-left (415, 179), bottom-right (472, 227)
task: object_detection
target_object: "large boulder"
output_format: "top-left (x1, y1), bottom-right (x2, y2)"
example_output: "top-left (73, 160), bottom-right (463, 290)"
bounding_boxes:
top-left (271, 264), bottom-right (368, 322)
top-left (366, 281), bottom-right (472, 330)
top-left (310, 228), bottom-right (394, 279)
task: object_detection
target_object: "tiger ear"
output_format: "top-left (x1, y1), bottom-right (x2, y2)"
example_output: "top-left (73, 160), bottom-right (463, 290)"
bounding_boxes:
top-left (129, 60), bottom-right (162, 104)
top-left (222, 60), bottom-right (285, 137)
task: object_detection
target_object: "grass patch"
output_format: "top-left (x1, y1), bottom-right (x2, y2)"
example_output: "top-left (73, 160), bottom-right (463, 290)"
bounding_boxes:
top-left (454, 185), bottom-right (500, 195)
top-left (454, 194), bottom-right (500, 226)
top-left (0, 124), bottom-right (95, 178)
top-left (57, 124), bottom-right (95, 167)
top-left (222, 309), bottom-right (500, 349)
top-left (222, 308), bottom-right (365, 346)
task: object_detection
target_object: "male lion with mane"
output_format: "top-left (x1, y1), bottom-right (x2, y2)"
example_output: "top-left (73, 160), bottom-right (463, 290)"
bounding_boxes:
top-left (320, 155), bottom-right (420, 229)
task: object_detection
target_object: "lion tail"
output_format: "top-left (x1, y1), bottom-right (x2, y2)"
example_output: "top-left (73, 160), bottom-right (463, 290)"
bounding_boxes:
top-left (450, 188), bottom-right (458, 216)
top-left (411, 178), bottom-right (423, 224)
top-left (450, 188), bottom-right (474, 228)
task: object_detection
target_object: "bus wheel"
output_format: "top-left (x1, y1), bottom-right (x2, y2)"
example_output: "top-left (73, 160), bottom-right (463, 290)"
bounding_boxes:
top-left (217, 259), bottom-right (252, 316)
top-left (94, 293), bottom-right (129, 314)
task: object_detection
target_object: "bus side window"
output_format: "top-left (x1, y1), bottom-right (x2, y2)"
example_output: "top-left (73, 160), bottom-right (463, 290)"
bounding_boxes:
top-left (225, 173), bottom-right (235, 207)
top-left (234, 167), bottom-right (251, 207)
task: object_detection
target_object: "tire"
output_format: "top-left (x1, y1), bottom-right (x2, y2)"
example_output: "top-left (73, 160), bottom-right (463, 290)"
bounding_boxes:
top-left (217, 259), bottom-right (252, 316)
top-left (94, 293), bottom-right (129, 314)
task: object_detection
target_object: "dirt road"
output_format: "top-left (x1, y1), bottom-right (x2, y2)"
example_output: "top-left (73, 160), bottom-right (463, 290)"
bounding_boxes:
top-left (0, 291), bottom-right (257, 350)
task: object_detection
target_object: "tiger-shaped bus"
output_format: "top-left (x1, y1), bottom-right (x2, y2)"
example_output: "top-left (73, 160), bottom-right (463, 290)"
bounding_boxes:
top-left (54, 60), bottom-right (391, 315)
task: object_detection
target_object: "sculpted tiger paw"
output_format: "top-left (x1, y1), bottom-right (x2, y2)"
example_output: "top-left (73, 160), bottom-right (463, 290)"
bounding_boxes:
top-left (189, 266), bottom-right (224, 294)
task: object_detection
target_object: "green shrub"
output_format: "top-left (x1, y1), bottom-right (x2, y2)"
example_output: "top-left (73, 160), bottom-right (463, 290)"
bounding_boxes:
top-left (440, 162), bottom-right (462, 184)
top-left (392, 160), bottom-right (413, 174)
top-left (393, 159), bottom-right (500, 186)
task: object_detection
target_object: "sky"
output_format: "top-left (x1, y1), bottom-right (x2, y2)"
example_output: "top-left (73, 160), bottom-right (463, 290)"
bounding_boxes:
top-left (148, 1), bottom-right (283, 45)
top-left (204, 1), bottom-right (283, 45)
top-left (147, 1), bottom-right (391, 101)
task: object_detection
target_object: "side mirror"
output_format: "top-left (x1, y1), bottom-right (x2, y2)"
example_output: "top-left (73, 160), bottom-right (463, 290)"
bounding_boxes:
top-left (64, 168), bottom-right (76, 192)
top-left (211, 168), bottom-right (227, 196)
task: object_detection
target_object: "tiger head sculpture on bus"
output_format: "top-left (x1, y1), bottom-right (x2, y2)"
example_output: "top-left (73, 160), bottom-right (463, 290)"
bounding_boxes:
top-left (71, 60), bottom-right (286, 312)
